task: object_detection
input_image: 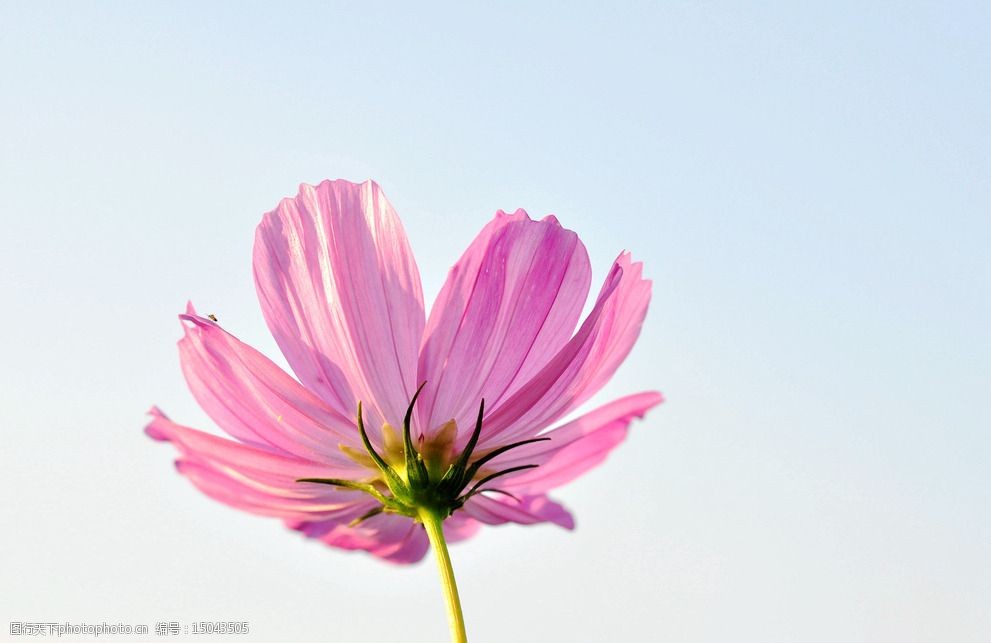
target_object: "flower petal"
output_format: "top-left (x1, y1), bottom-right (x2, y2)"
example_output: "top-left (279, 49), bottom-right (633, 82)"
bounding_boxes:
top-left (376, 523), bottom-right (430, 564)
top-left (289, 513), bottom-right (429, 564)
top-left (417, 210), bottom-right (591, 437)
top-left (174, 459), bottom-right (372, 521)
top-left (443, 513), bottom-right (482, 544)
top-left (177, 304), bottom-right (362, 466)
top-left (461, 493), bottom-right (575, 530)
top-left (254, 179), bottom-right (424, 430)
top-left (497, 391), bottom-right (663, 494)
top-left (479, 252), bottom-right (652, 447)
top-left (145, 408), bottom-right (361, 484)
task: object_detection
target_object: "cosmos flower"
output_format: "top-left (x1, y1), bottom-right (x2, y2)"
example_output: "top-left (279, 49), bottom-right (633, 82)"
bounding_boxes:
top-left (146, 178), bottom-right (661, 640)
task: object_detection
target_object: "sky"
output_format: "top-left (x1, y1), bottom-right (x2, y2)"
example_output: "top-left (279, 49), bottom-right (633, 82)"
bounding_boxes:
top-left (1, 2), bottom-right (988, 642)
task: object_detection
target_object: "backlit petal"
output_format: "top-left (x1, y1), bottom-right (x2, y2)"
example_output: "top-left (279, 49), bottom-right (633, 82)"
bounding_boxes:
top-left (254, 179), bottom-right (424, 430)
top-left (289, 513), bottom-right (429, 564)
top-left (177, 304), bottom-right (361, 465)
top-left (174, 459), bottom-right (371, 521)
top-left (461, 493), bottom-right (574, 530)
top-left (443, 513), bottom-right (482, 543)
top-left (498, 391), bottom-right (663, 494)
top-left (479, 252), bottom-right (651, 447)
top-left (146, 410), bottom-right (367, 527)
top-left (418, 210), bottom-right (590, 439)
top-left (145, 407), bottom-right (362, 484)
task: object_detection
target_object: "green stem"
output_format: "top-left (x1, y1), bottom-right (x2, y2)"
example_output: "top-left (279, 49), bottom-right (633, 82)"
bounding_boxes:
top-left (419, 508), bottom-right (467, 643)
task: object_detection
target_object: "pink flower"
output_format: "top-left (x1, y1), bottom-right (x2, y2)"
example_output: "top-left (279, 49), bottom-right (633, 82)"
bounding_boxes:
top-left (147, 179), bottom-right (662, 565)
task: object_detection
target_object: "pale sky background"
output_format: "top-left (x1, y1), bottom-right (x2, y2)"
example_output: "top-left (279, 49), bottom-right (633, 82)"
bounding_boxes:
top-left (1, 2), bottom-right (989, 642)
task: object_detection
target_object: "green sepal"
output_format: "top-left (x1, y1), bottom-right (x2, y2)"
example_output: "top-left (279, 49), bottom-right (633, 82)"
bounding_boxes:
top-left (348, 506), bottom-right (385, 527)
top-left (298, 394), bottom-right (551, 522)
top-left (402, 382), bottom-right (430, 489)
top-left (438, 399), bottom-right (485, 494)
top-left (471, 488), bottom-right (520, 503)
top-left (356, 401), bottom-right (409, 497)
top-left (459, 437), bottom-right (550, 487)
top-left (295, 477), bottom-right (392, 506)
top-left (457, 464), bottom-right (538, 504)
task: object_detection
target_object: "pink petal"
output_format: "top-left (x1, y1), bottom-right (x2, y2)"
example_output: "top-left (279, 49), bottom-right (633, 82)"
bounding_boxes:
top-left (497, 391), bottom-right (663, 494)
top-left (148, 408), bottom-right (397, 547)
top-left (145, 408), bottom-right (359, 484)
top-left (461, 493), bottom-right (575, 530)
top-left (443, 513), bottom-right (482, 544)
top-left (175, 459), bottom-right (372, 521)
top-left (290, 513), bottom-right (430, 564)
top-left (479, 252), bottom-right (652, 447)
top-left (377, 524), bottom-right (430, 564)
top-left (291, 511), bottom-right (480, 563)
top-left (254, 179), bottom-right (424, 431)
top-left (177, 304), bottom-right (363, 467)
top-left (417, 210), bottom-right (591, 439)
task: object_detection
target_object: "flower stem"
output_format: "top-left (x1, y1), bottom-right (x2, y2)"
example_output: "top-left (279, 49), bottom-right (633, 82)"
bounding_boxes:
top-left (419, 508), bottom-right (467, 643)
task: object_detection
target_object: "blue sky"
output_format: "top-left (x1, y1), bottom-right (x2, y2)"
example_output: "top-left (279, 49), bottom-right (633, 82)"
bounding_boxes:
top-left (1, 3), bottom-right (988, 642)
